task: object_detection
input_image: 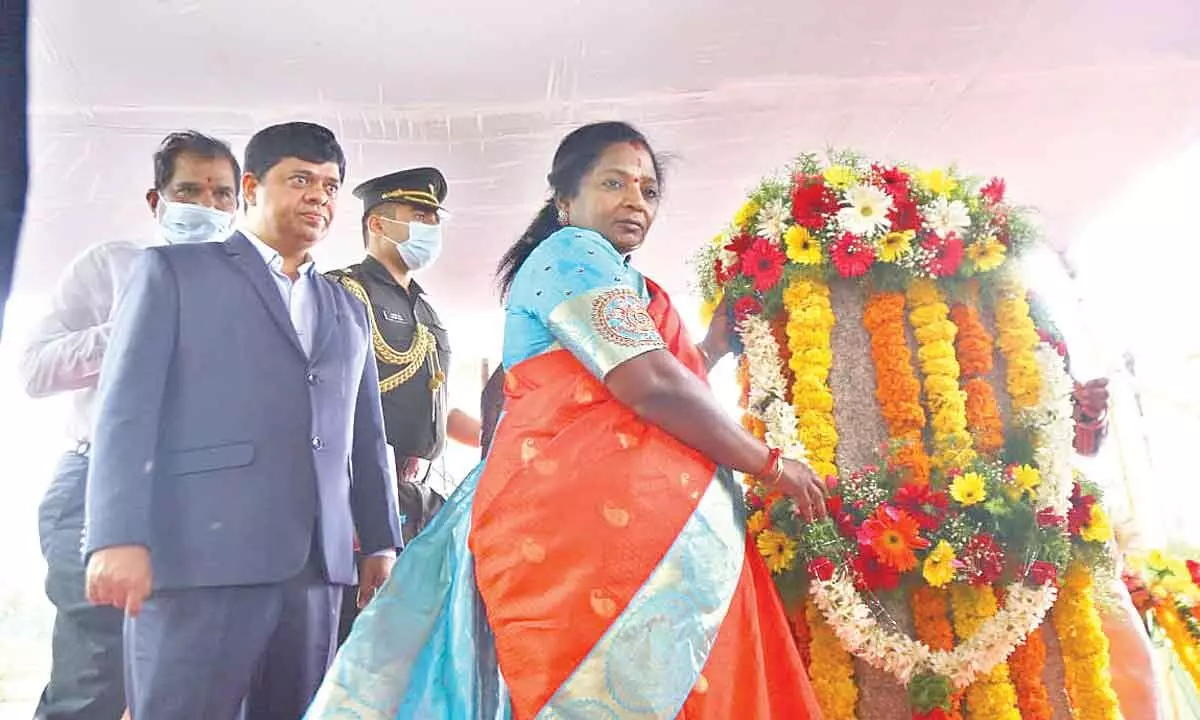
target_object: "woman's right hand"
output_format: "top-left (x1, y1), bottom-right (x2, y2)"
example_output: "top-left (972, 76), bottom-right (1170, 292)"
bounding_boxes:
top-left (776, 458), bottom-right (828, 523)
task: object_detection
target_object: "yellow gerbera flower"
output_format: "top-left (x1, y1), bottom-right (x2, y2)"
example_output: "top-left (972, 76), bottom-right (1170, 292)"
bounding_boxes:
top-left (1010, 464), bottom-right (1041, 494)
top-left (1080, 506), bottom-right (1114, 543)
top-left (822, 165), bottom-right (855, 189)
top-left (950, 472), bottom-right (987, 506)
top-left (879, 230), bottom-right (915, 262)
top-left (966, 236), bottom-right (1007, 272)
top-left (785, 225), bottom-right (823, 265)
top-left (914, 168), bottom-right (958, 197)
top-left (733, 199), bottom-right (760, 229)
top-left (923, 540), bottom-right (958, 587)
top-left (756, 528), bottom-right (799, 575)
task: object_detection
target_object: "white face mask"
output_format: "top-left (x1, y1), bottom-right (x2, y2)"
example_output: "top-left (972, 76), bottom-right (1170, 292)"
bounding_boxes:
top-left (378, 216), bottom-right (444, 271)
top-left (156, 198), bottom-right (234, 245)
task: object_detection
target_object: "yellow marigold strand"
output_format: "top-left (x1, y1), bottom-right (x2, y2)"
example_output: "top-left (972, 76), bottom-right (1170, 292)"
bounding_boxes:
top-left (993, 280), bottom-right (1042, 412)
top-left (805, 597), bottom-right (859, 720)
top-left (911, 587), bottom-right (964, 720)
top-left (863, 290), bottom-right (931, 485)
top-left (1051, 563), bottom-right (1121, 720)
top-left (948, 302), bottom-right (1005, 455)
top-left (948, 584), bottom-right (1021, 720)
top-left (995, 587), bottom-right (1052, 720)
top-left (783, 278), bottom-right (838, 479)
top-left (907, 280), bottom-right (975, 471)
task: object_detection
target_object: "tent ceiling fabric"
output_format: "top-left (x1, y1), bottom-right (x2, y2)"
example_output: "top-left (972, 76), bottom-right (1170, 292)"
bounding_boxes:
top-left (16, 0), bottom-right (1200, 317)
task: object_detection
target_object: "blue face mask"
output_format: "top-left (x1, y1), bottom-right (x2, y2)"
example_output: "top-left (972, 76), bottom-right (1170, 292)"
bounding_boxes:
top-left (156, 198), bottom-right (234, 245)
top-left (379, 216), bottom-right (444, 271)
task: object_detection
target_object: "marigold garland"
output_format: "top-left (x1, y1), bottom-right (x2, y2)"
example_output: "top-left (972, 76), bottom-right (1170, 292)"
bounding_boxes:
top-left (996, 586), bottom-right (1053, 720)
top-left (948, 302), bottom-right (1005, 455)
top-left (907, 280), bottom-right (975, 471)
top-left (783, 278), bottom-right (839, 479)
top-left (806, 597), bottom-right (859, 720)
top-left (911, 587), bottom-right (963, 720)
top-left (789, 605), bottom-right (813, 669)
top-left (947, 584), bottom-right (1021, 720)
top-left (1006, 628), bottom-right (1052, 720)
top-left (1051, 563), bottom-right (1120, 720)
top-left (1153, 604), bottom-right (1200, 692)
top-left (862, 290), bottom-right (932, 485)
top-left (993, 281), bottom-right (1042, 412)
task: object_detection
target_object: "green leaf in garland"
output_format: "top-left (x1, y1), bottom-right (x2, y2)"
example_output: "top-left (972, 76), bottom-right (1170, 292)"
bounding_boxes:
top-left (908, 672), bottom-right (954, 713)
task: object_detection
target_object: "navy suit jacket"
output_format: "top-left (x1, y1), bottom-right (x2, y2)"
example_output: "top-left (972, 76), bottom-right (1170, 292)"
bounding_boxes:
top-left (84, 232), bottom-right (402, 589)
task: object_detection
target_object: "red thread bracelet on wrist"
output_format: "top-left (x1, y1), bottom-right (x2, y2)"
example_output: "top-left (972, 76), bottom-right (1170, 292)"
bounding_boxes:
top-left (759, 447), bottom-right (783, 481)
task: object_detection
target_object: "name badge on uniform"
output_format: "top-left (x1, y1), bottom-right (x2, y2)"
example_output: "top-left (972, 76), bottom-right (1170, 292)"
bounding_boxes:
top-left (382, 310), bottom-right (409, 324)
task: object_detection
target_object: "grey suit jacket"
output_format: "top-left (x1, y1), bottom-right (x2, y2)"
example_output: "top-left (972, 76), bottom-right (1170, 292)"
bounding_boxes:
top-left (84, 232), bottom-right (402, 589)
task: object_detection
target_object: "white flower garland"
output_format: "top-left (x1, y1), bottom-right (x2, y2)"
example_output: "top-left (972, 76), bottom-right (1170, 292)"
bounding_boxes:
top-left (812, 573), bottom-right (1058, 688)
top-left (1020, 343), bottom-right (1077, 514)
top-left (738, 311), bottom-right (1066, 690)
top-left (738, 315), bottom-right (807, 462)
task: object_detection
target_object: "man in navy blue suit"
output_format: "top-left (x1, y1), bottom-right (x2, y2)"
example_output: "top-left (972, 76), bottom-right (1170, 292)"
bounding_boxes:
top-left (83, 122), bottom-right (402, 719)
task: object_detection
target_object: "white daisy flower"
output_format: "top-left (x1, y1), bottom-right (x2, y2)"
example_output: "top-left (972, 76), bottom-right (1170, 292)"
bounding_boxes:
top-left (837, 184), bottom-right (894, 237)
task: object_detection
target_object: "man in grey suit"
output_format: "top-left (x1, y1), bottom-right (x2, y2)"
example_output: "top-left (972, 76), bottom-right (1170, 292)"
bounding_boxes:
top-left (83, 122), bottom-right (403, 719)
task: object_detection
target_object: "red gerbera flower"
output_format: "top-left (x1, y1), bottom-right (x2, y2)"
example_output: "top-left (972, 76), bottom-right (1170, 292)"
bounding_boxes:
top-left (739, 238), bottom-right (787, 292)
top-left (923, 233), bottom-right (965, 277)
top-left (790, 177), bottom-right (840, 229)
top-left (856, 505), bottom-right (929, 572)
top-left (981, 177), bottom-right (1007, 206)
top-left (961, 533), bottom-right (1005, 585)
top-left (830, 233), bottom-right (876, 278)
top-left (852, 550), bottom-right (902, 592)
top-left (733, 295), bottom-right (762, 322)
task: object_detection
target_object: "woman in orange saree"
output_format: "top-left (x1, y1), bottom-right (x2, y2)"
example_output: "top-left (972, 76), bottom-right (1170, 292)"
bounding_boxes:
top-left (306, 122), bottom-right (825, 720)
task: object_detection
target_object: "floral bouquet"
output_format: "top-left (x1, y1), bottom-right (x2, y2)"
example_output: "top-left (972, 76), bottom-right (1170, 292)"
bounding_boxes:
top-left (696, 151), bottom-right (1121, 719)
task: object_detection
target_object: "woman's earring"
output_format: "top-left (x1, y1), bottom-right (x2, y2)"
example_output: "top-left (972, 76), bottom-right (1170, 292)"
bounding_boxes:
top-left (557, 208), bottom-right (569, 226)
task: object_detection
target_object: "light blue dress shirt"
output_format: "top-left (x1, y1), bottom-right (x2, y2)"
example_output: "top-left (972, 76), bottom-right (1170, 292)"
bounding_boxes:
top-left (241, 230), bottom-right (319, 356)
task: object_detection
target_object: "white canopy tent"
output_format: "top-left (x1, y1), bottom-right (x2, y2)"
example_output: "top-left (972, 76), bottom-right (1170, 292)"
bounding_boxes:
top-left (0, 0), bottom-right (1199, 707)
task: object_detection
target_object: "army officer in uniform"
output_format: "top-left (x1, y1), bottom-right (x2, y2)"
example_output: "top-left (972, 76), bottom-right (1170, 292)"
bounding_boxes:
top-left (327, 167), bottom-right (481, 644)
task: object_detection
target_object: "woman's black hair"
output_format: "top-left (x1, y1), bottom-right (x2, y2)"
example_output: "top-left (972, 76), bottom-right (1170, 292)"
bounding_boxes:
top-left (495, 121), bottom-right (663, 297)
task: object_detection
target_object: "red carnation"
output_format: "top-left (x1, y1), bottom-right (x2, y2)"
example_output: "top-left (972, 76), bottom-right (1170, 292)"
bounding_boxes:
top-left (888, 194), bottom-right (922, 233)
top-left (962, 533), bottom-right (1005, 585)
top-left (830, 233), bottom-right (876, 278)
top-left (808, 557), bottom-right (836, 581)
top-left (791, 177), bottom-right (840, 229)
top-left (981, 177), bottom-right (1007, 206)
top-left (740, 238), bottom-right (787, 292)
top-left (734, 295), bottom-right (763, 322)
top-left (1068, 486), bottom-right (1097, 536)
top-left (923, 233), bottom-right (965, 278)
